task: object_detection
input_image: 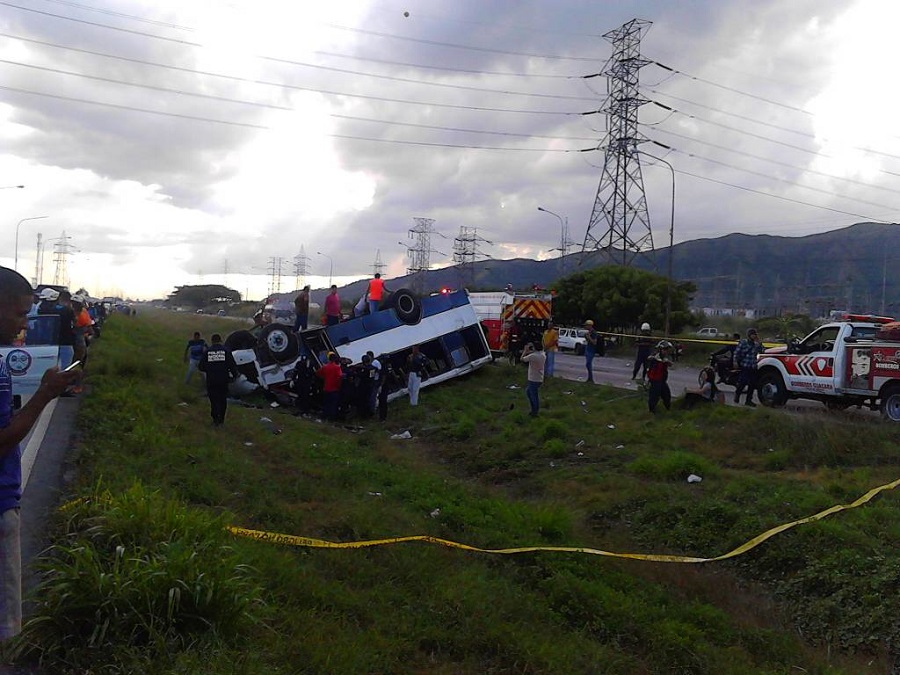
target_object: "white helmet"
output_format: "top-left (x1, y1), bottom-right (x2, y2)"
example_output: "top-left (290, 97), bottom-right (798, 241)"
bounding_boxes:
top-left (39, 287), bottom-right (59, 301)
top-left (640, 323), bottom-right (651, 331)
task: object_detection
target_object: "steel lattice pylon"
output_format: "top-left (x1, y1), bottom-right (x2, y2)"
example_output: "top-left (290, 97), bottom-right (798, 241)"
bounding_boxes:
top-left (583, 18), bottom-right (654, 266)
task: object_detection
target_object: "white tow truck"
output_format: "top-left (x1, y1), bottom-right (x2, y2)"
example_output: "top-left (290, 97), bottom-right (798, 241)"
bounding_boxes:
top-left (756, 314), bottom-right (900, 421)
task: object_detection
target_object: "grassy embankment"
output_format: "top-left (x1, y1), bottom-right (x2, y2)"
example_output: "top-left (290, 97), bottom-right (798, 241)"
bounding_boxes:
top-left (10, 309), bottom-right (900, 674)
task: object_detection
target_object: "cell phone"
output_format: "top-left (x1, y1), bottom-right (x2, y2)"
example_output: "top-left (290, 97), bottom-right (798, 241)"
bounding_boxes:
top-left (63, 360), bottom-right (82, 372)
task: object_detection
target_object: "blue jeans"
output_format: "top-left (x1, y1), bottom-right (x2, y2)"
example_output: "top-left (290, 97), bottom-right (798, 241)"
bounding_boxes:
top-left (184, 358), bottom-right (201, 384)
top-left (368, 300), bottom-right (379, 315)
top-left (585, 349), bottom-right (595, 382)
top-left (544, 350), bottom-right (556, 377)
top-left (526, 380), bottom-right (542, 415)
top-left (58, 345), bottom-right (74, 371)
top-left (293, 314), bottom-right (308, 331)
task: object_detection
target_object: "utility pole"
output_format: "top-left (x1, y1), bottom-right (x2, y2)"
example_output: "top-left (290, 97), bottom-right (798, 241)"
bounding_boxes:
top-left (401, 217), bottom-right (445, 293)
top-left (452, 226), bottom-right (491, 288)
top-left (51, 231), bottom-right (76, 287)
top-left (294, 246), bottom-right (310, 290)
top-left (33, 232), bottom-right (42, 286)
top-left (372, 249), bottom-right (386, 277)
top-left (267, 256), bottom-right (285, 296)
top-left (582, 19), bottom-right (654, 266)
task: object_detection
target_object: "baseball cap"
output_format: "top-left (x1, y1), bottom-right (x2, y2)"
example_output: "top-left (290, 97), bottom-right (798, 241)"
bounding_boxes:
top-left (39, 288), bottom-right (59, 301)
top-left (71, 294), bottom-right (84, 303)
top-left (584, 319), bottom-right (594, 326)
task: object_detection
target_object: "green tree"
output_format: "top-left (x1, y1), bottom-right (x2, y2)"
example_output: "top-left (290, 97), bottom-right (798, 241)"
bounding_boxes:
top-left (166, 285), bottom-right (241, 308)
top-left (552, 266), bottom-right (695, 332)
top-left (756, 313), bottom-right (816, 341)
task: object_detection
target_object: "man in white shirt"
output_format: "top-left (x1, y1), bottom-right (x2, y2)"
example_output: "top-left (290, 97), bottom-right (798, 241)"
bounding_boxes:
top-left (520, 342), bottom-right (546, 418)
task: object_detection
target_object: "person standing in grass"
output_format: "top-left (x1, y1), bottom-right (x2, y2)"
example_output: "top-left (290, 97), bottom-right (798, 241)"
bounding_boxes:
top-left (646, 340), bottom-right (674, 414)
top-left (520, 342), bottom-right (546, 418)
top-left (542, 322), bottom-right (558, 378)
top-left (406, 345), bottom-right (428, 406)
top-left (0, 266), bottom-right (79, 642)
top-left (183, 331), bottom-right (207, 385)
top-left (197, 333), bottom-right (238, 427)
top-left (733, 328), bottom-right (765, 407)
top-left (317, 352), bottom-right (344, 420)
top-left (583, 319), bottom-right (599, 383)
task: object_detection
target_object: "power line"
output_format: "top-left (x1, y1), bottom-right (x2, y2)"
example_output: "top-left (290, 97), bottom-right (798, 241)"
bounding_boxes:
top-left (2, 1), bottom-right (600, 66)
top-left (0, 84), bottom-right (579, 152)
top-left (1, 58), bottom-right (595, 141)
top-left (651, 60), bottom-right (813, 115)
top-left (1, 33), bottom-right (580, 117)
top-left (642, 124), bottom-right (900, 198)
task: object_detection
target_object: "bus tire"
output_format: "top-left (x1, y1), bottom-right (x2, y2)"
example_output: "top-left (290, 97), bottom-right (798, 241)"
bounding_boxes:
top-left (880, 385), bottom-right (900, 422)
top-left (757, 369), bottom-right (787, 408)
top-left (258, 324), bottom-right (300, 363)
top-left (391, 288), bottom-right (422, 324)
top-left (225, 330), bottom-right (257, 352)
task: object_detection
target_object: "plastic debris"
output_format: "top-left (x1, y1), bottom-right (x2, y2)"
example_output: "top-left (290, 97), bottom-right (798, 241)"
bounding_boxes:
top-left (368, 492), bottom-right (383, 497)
top-left (507, 385), bottom-right (520, 390)
top-left (615, 444), bottom-right (625, 450)
top-left (562, 391), bottom-right (573, 395)
top-left (577, 452), bottom-right (584, 457)
top-left (575, 440), bottom-right (585, 448)
top-left (549, 461), bottom-right (556, 467)
top-left (429, 508), bottom-right (441, 518)
top-left (391, 430), bottom-right (413, 439)
top-left (177, 402), bottom-right (189, 407)
top-left (244, 442), bottom-right (253, 447)
top-left (607, 424), bottom-right (616, 430)
top-left (580, 400), bottom-right (587, 406)
top-left (687, 474), bottom-right (703, 483)
top-left (270, 401), bottom-right (280, 408)
top-left (258, 417), bottom-right (282, 434)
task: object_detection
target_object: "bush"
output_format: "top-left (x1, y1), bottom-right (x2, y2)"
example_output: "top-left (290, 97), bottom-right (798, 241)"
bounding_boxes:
top-left (13, 485), bottom-right (262, 671)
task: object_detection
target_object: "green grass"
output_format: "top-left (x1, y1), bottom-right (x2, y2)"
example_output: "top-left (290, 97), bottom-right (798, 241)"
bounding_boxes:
top-left (11, 309), bottom-right (900, 673)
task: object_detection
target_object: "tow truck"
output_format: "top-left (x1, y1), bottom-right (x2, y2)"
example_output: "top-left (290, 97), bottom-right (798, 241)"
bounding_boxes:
top-left (756, 314), bottom-right (900, 421)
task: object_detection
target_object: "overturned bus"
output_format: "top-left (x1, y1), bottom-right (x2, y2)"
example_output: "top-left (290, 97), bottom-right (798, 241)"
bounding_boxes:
top-left (224, 288), bottom-right (492, 408)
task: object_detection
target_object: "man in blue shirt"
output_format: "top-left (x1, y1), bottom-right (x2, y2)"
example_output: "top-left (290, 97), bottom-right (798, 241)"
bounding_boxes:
top-left (733, 328), bottom-right (765, 407)
top-left (183, 331), bottom-right (207, 385)
top-left (0, 267), bottom-right (78, 641)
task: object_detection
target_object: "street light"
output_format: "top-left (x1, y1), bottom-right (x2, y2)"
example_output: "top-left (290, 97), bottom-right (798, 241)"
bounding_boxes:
top-left (316, 251), bottom-right (333, 287)
top-left (537, 206), bottom-right (571, 272)
top-left (640, 153), bottom-right (676, 336)
top-left (1, 185), bottom-right (24, 190)
top-left (15, 216), bottom-right (48, 272)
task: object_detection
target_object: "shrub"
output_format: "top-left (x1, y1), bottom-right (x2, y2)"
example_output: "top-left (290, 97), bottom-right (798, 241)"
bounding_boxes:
top-left (13, 485), bottom-right (262, 670)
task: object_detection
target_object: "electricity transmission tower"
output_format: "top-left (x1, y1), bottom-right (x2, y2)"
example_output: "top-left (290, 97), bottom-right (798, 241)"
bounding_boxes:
top-left (51, 231), bottom-right (76, 287)
top-left (401, 217), bottom-right (444, 292)
top-left (372, 249), bottom-right (386, 276)
top-left (267, 256), bottom-right (286, 296)
top-left (293, 246), bottom-right (310, 289)
top-left (582, 18), bottom-right (654, 266)
top-left (452, 226), bottom-right (491, 288)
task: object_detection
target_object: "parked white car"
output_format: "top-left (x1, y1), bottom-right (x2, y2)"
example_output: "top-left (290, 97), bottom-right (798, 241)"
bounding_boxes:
top-left (695, 327), bottom-right (721, 338)
top-left (557, 327), bottom-right (587, 354)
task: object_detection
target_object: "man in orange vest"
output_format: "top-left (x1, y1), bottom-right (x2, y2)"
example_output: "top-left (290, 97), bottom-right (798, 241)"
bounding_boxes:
top-left (367, 273), bottom-right (387, 315)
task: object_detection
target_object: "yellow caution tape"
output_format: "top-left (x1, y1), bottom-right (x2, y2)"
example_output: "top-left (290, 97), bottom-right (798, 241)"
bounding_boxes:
top-left (226, 477), bottom-right (899, 563)
top-left (601, 330), bottom-right (781, 349)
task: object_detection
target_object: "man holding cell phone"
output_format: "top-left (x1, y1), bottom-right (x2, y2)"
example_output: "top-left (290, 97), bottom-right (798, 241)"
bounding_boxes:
top-left (0, 267), bottom-right (80, 641)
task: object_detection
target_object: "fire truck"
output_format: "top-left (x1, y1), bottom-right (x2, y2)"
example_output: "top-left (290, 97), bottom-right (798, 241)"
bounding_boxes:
top-left (467, 291), bottom-right (553, 357)
top-left (756, 314), bottom-right (900, 421)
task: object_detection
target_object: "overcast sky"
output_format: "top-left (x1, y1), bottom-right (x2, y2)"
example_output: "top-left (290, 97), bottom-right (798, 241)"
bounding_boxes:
top-left (2, 0), bottom-right (897, 300)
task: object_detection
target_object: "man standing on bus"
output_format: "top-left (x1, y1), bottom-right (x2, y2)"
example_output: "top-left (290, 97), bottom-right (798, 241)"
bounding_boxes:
top-left (367, 273), bottom-right (387, 315)
top-left (324, 285), bottom-right (341, 326)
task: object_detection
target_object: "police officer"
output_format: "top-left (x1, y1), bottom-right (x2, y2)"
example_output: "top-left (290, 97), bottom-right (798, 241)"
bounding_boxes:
top-left (198, 333), bottom-right (238, 426)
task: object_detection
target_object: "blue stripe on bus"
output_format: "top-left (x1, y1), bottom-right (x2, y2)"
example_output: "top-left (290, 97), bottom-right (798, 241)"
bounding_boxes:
top-left (324, 291), bottom-right (470, 347)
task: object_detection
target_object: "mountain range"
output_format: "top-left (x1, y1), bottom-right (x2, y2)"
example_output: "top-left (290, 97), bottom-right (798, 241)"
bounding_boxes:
top-left (297, 222), bottom-right (898, 318)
